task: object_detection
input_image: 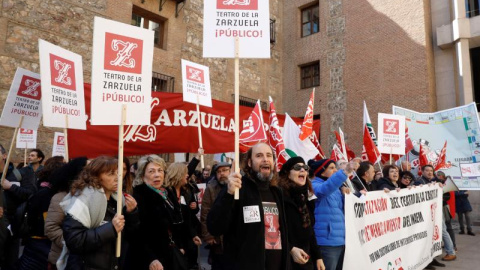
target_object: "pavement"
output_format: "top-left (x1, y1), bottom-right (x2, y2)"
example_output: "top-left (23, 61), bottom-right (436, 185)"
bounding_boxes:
top-left (197, 222), bottom-right (479, 270)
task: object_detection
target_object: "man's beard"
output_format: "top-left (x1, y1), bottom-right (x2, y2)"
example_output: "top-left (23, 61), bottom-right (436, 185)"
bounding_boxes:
top-left (218, 176), bottom-right (228, 185)
top-left (255, 171), bottom-right (274, 182)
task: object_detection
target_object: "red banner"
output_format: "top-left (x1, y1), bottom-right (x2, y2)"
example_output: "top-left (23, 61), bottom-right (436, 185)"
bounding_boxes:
top-left (69, 84), bottom-right (321, 158)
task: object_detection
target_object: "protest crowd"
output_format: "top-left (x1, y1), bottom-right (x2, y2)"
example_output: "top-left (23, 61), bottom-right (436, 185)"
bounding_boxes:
top-left (0, 139), bottom-right (474, 270)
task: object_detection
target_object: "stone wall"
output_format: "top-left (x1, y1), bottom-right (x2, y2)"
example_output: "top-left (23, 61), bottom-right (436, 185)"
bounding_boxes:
top-left (0, 0), bottom-right (283, 162)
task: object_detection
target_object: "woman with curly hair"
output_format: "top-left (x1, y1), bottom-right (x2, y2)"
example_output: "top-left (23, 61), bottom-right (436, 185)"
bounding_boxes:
top-left (277, 157), bottom-right (325, 270)
top-left (60, 156), bottom-right (138, 270)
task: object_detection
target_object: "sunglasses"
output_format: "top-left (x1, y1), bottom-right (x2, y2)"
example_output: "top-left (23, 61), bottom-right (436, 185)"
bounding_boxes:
top-left (402, 176), bottom-right (412, 181)
top-left (292, 164), bottom-right (309, 171)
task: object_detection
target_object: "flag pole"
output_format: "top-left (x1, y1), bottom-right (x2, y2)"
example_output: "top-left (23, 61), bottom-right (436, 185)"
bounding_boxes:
top-left (116, 104), bottom-right (126, 257)
top-left (24, 143), bottom-right (27, 166)
top-left (196, 95), bottom-right (205, 169)
top-left (234, 37), bottom-right (240, 200)
top-left (64, 115), bottom-right (69, 161)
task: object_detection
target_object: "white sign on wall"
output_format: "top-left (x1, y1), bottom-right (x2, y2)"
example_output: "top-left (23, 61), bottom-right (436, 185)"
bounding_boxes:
top-left (203, 0), bottom-right (270, 58)
top-left (0, 68), bottom-right (42, 130)
top-left (377, 113), bottom-right (406, 155)
top-left (90, 16), bottom-right (154, 125)
top-left (39, 39), bottom-right (87, 130)
top-left (181, 59), bottom-right (212, 107)
top-left (52, 132), bottom-right (66, 157)
top-left (16, 128), bottom-right (37, 149)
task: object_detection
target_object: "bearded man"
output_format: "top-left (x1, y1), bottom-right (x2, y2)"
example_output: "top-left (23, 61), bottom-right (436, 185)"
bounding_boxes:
top-left (207, 142), bottom-right (290, 270)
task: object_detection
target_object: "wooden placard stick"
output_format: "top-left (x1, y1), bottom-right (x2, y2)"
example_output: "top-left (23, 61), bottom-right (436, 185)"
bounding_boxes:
top-left (196, 95), bottom-right (205, 169)
top-left (1, 116), bottom-right (24, 186)
top-left (64, 115), bottom-right (69, 161)
top-left (234, 37), bottom-right (240, 200)
top-left (116, 104), bottom-right (126, 257)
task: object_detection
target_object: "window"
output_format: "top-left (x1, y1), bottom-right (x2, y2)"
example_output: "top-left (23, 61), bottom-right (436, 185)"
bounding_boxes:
top-left (152, 71), bottom-right (175, 92)
top-left (300, 62), bottom-right (320, 89)
top-left (232, 94), bottom-right (267, 110)
top-left (301, 4), bottom-right (319, 37)
top-left (466, 0), bottom-right (480, 18)
top-left (132, 6), bottom-right (167, 49)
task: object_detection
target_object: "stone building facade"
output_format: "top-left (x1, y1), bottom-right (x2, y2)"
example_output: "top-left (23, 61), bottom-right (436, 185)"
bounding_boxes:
top-left (0, 0), bottom-right (283, 162)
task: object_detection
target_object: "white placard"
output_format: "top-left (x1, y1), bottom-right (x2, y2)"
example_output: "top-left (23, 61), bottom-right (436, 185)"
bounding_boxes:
top-left (0, 68), bottom-right (42, 130)
top-left (52, 132), bottom-right (66, 157)
top-left (181, 59), bottom-right (212, 107)
top-left (377, 113), bottom-right (406, 155)
top-left (16, 128), bottom-right (37, 149)
top-left (90, 16), bottom-right (154, 125)
top-left (460, 163), bottom-right (480, 177)
top-left (38, 39), bottom-right (86, 130)
top-left (344, 185), bottom-right (443, 270)
top-left (203, 0), bottom-right (270, 58)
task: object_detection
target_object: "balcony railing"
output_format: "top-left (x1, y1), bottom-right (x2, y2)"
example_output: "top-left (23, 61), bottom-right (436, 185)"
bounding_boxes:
top-left (466, 0), bottom-right (480, 18)
top-left (232, 94), bottom-right (268, 111)
top-left (152, 71), bottom-right (175, 92)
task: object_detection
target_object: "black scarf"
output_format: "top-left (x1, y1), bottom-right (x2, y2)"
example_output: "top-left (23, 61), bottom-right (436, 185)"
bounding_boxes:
top-left (289, 184), bottom-right (310, 228)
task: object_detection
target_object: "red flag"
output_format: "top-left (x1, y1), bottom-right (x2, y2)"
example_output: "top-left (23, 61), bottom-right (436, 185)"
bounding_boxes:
top-left (434, 141), bottom-right (448, 171)
top-left (299, 89), bottom-right (315, 141)
top-left (447, 191), bottom-right (456, 218)
top-left (362, 125), bottom-right (380, 163)
top-left (239, 101), bottom-right (267, 152)
top-left (330, 144), bottom-right (343, 162)
top-left (334, 131), bottom-right (356, 160)
top-left (419, 143), bottom-right (430, 168)
top-left (309, 131), bottom-right (326, 160)
top-left (405, 125), bottom-right (414, 153)
top-left (267, 97), bottom-right (290, 171)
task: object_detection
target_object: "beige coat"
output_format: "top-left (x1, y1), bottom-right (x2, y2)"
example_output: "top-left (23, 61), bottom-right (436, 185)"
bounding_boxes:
top-left (44, 191), bottom-right (67, 264)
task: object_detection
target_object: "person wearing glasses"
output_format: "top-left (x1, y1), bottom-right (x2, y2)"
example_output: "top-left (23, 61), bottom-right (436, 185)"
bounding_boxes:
top-left (399, 171), bottom-right (415, 189)
top-left (307, 158), bottom-right (359, 270)
top-left (126, 155), bottom-right (184, 270)
top-left (277, 157), bottom-right (325, 270)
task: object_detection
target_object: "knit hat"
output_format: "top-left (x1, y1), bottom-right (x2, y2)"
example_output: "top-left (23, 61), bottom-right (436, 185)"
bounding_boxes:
top-left (213, 162), bottom-right (232, 173)
top-left (308, 159), bottom-right (336, 178)
top-left (279, 156), bottom-right (305, 176)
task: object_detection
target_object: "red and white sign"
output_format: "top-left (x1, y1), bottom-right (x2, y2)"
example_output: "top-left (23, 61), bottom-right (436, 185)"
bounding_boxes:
top-left (181, 59), bottom-right (212, 107)
top-left (52, 132), bottom-right (66, 157)
top-left (68, 84), bottom-right (321, 158)
top-left (377, 113), bottom-right (405, 155)
top-left (344, 185), bottom-right (443, 270)
top-left (16, 128), bottom-right (37, 149)
top-left (203, 0), bottom-right (270, 58)
top-left (91, 17), bottom-right (154, 125)
top-left (0, 68), bottom-right (43, 130)
top-left (39, 39), bottom-right (86, 130)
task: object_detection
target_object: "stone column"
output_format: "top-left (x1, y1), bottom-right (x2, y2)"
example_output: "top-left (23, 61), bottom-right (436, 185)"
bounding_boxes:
top-left (453, 0), bottom-right (474, 104)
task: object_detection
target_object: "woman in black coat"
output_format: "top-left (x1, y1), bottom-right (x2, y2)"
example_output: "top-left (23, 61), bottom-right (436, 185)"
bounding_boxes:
top-left (126, 155), bottom-right (187, 270)
top-left (277, 157), bottom-right (325, 270)
top-left (376, 165), bottom-right (400, 191)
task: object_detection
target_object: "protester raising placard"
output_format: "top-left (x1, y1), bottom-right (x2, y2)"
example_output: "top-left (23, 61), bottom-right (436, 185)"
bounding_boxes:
top-left (90, 16), bottom-right (154, 125)
top-left (38, 40), bottom-right (87, 130)
top-left (0, 68), bottom-right (42, 130)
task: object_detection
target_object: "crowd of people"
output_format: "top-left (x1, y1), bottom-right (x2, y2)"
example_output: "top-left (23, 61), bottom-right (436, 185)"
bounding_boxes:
top-left (0, 142), bottom-right (476, 270)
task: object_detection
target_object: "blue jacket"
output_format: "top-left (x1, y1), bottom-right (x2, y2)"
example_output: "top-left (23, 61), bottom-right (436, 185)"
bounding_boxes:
top-left (312, 170), bottom-right (348, 247)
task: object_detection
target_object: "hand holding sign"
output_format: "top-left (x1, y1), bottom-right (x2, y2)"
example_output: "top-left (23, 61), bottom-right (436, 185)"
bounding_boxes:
top-left (227, 171), bottom-right (242, 195)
